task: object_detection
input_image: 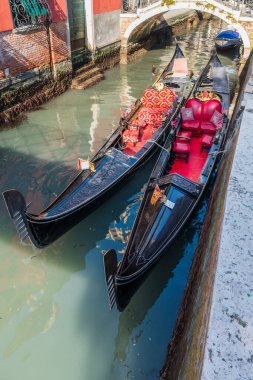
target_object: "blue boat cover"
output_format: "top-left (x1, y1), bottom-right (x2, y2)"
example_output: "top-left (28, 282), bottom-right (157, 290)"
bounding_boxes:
top-left (216, 30), bottom-right (240, 40)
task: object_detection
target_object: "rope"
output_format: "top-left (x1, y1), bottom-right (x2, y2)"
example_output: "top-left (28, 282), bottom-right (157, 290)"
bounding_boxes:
top-left (208, 149), bottom-right (227, 156)
top-left (148, 139), bottom-right (170, 153)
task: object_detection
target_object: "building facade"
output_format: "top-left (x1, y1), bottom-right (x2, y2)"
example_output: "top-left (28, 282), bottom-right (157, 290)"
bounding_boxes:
top-left (0, 0), bottom-right (71, 85)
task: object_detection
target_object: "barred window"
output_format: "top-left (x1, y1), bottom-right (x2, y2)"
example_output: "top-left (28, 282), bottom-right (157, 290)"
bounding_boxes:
top-left (9, 0), bottom-right (50, 28)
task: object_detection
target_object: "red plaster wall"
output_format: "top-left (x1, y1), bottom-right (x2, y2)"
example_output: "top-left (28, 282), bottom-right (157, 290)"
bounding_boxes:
top-left (0, 1), bottom-right (67, 32)
top-left (93, 0), bottom-right (121, 15)
top-left (48, 0), bottom-right (67, 23)
top-left (0, 21), bottom-right (69, 79)
top-left (50, 21), bottom-right (69, 62)
top-left (0, 0), bottom-right (14, 32)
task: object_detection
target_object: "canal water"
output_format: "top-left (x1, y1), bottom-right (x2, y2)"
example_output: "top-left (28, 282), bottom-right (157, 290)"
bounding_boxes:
top-left (0, 17), bottom-right (238, 380)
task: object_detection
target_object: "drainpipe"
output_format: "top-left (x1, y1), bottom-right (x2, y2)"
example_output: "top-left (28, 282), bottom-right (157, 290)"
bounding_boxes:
top-left (43, 14), bottom-right (54, 78)
top-left (64, 0), bottom-right (73, 65)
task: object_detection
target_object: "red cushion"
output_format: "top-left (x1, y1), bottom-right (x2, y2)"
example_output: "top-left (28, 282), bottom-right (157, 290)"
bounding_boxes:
top-left (173, 141), bottom-right (190, 153)
top-left (201, 134), bottom-right (213, 147)
top-left (122, 129), bottom-right (139, 144)
top-left (178, 131), bottom-right (192, 138)
top-left (202, 99), bottom-right (222, 121)
top-left (200, 121), bottom-right (216, 134)
top-left (185, 98), bottom-right (202, 120)
top-left (182, 119), bottom-right (200, 131)
top-left (141, 124), bottom-right (154, 140)
top-left (210, 110), bottom-right (223, 127)
top-left (181, 107), bottom-right (194, 121)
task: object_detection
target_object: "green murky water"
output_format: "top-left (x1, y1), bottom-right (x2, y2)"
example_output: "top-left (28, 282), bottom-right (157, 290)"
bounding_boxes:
top-left (0, 17), bottom-right (237, 380)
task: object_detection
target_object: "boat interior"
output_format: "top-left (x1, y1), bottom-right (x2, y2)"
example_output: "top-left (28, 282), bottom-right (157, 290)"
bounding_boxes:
top-left (119, 86), bottom-right (177, 157)
top-left (166, 92), bottom-right (224, 183)
top-left (118, 57), bottom-right (191, 157)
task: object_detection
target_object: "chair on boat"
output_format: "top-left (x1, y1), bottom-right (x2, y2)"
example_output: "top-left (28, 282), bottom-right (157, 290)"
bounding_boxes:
top-left (181, 99), bottom-right (202, 135)
top-left (199, 99), bottom-right (222, 134)
top-left (200, 134), bottom-right (214, 153)
top-left (122, 128), bottom-right (140, 146)
top-left (181, 98), bottom-right (223, 136)
top-left (173, 141), bottom-right (190, 163)
top-left (176, 131), bottom-right (192, 143)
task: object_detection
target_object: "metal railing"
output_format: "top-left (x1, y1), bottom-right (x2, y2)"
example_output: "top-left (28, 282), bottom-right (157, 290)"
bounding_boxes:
top-left (214, 0), bottom-right (253, 15)
top-left (10, 0), bottom-right (51, 28)
top-left (122, 0), bottom-right (159, 13)
top-left (121, 0), bottom-right (253, 16)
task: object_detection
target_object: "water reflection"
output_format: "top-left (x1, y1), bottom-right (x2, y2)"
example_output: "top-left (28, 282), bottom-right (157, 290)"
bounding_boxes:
top-left (0, 17), bottom-right (238, 380)
top-left (110, 198), bottom-right (207, 365)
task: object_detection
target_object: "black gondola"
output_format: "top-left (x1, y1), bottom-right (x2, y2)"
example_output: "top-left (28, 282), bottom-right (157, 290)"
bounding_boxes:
top-left (104, 52), bottom-right (230, 310)
top-left (3, 44), bottom-right (192, 249)
top-left (215, 30), bottom-right (242, 51)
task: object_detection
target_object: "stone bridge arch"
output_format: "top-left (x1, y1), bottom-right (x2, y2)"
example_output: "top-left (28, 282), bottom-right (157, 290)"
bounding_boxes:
top-left (122, 1), bottom-right (251, 51)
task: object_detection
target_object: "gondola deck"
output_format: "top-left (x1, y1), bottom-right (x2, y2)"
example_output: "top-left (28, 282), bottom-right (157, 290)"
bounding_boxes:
top-left (46, 149), bottom-right (137, 217)
top-left (170, 136), bottom-right (208, 182)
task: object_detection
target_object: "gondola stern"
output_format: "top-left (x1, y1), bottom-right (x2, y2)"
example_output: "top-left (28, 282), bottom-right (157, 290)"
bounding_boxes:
top-left (2, 189), bottom-right (37, 248)
top-left (103, 249), bottom-right (118, 310)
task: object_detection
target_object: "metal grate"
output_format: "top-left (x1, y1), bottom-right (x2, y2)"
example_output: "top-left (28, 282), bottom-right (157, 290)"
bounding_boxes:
top-left (9, 0), bottom-right (50, 28)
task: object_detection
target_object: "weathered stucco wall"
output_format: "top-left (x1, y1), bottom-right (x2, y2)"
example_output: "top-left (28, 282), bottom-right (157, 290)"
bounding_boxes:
top-left (94, 10), bottom-right (121, 48)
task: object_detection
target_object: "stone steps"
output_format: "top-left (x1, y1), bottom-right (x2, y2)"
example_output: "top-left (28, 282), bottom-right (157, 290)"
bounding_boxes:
top-left (75, 62), bottom-right (97, 76)
top-left (72, 73), bottom-right (104, 90)
top-left (71, 63), bottom-right (104, 90)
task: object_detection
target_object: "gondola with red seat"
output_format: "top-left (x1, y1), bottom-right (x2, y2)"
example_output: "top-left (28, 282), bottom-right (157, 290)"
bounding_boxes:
top-left (103, 51), bottom-right (230, 310)
top-left (3, 44), bottom-right (191, 249)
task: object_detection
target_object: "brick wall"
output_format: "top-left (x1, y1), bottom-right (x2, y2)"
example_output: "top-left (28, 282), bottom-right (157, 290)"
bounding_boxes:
top-left (0, 21), bottom-right (69, 80)
top-left (49, 22), bottom-right (70, 66)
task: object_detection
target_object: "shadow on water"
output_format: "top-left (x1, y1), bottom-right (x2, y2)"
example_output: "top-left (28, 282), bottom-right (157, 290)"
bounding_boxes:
top-left (103, 192), bottom-right (210, 379)
top-left (0, 146), bottom-right (156, 261)
top-left (0, 146), bottom-right (157, 364)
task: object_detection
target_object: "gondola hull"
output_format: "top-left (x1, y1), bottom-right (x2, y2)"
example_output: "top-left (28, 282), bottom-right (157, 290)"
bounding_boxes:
top-left (3, 134), bottom-right (164, 248)
top-left (105, 150), bottom-right (222, 311)
top-left (3, 44), bottom-right (186, 249)
top-left (215, 39), bottom-right (242, 51)
top-left (214, 30), bottom-right (242, 51)
top-left (104, 51), bottom-right (230, 311)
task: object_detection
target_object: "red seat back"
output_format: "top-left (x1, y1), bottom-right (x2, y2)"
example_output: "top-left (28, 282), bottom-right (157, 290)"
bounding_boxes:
top-left (185, 98), bottom-right (202, 120)
top-left (202, 99), bottom-right (222, 121)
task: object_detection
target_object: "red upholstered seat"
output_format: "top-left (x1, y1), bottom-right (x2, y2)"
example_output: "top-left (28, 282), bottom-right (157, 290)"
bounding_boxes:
top-left (201, 134), bottom-right (213, 146)
top-left (122, 129), bottom-right (139, 145)
top-left (177, 131), bottom-right (192, 138)
top-left (141, 124), bottom-right (154, 140)
top-left (176, 131), bottom-right (191, 143)
top-left (182, 119), bottom-right (200, 132)
top-left (185, 98), bottom-right (202, 120)
top-left (200, 134), bottom-right (214, 153)
top-left (173, 141), bottom-right (190, 163)
top-left (173, 141), bottom-right (190, 153)
top-left (202, 99), bottom-right (222, 121)
top-left (141, 88), bottom-right (176, 109)
top-left (200, 121), bottom-right (216, 134)
top-left (182, 97), bottom-right (222, 136)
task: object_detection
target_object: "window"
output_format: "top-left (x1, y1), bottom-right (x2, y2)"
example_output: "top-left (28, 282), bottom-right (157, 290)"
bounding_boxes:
top-left (9, 0), bottom-right (50, 28)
